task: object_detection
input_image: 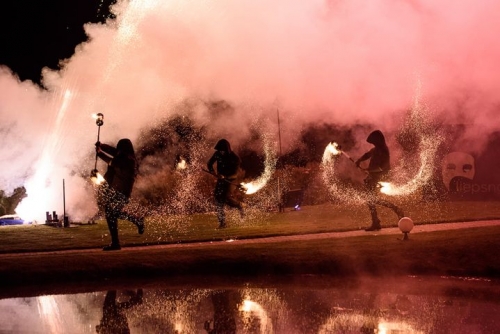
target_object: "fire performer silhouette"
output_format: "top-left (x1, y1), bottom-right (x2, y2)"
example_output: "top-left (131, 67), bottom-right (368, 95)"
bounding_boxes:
top-left (207, 139), bottom-right (244, 229)
top-left (95, 139), bottom-right (145, 250)
top-left (95, 289), bottom-right (143, 334)
top-left (355, 130), bottom-right (404, 231)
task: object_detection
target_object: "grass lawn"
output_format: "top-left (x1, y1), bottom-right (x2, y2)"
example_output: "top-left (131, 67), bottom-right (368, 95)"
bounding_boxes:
top-left (1, 200), bottom-right (500, 253)
top-left (0, 200), bottom-right (499, 297)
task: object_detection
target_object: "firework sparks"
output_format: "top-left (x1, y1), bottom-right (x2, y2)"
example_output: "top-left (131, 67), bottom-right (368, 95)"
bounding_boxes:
top-left (377, 80), bottom-right (443, 196)
top-left (376, 135), bottom-right (440, 196)
top-left (240, 135), bottom-right (277, 195)
top-left (321, 142), bottom-right (366, 204)
top-left (15, 89), bottom-right (73, 222)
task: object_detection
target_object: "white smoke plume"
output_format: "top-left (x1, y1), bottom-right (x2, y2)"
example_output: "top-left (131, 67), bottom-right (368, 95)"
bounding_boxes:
top-left (1, 0), bottom-right (499, 221)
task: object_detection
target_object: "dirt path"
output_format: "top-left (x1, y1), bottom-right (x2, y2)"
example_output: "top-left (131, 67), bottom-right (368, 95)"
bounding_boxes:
top-left (173, 219), bottom-right (500, 246)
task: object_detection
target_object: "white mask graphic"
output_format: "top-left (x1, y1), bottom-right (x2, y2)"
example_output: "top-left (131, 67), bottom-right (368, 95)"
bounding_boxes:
top-left (441, 152), bottom-right (475, 190)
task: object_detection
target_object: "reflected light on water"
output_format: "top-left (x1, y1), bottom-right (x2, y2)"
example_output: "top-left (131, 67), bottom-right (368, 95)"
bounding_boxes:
top-left (1, 277), bottom-right (500, 333)
top-left (318, 312), bottom-right (427, 333)
top-left (378, 320), bottom-right (424, 334)
top-left (239, 298), bottom-right (273, 334)
top-left (37, 296), bottom-right (64, 334)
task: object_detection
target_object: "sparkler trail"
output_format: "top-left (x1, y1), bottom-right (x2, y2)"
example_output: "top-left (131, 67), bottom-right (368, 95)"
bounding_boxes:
top-left (379, 78), bottom-right (443, 196)
top-left (240, 134), bottom-right (277, 195)
top-left (321, 142), bottom-right (366, 205)
top-left (379, 135), bottom-right (440, 196)
top-left (321, 86), bottom-right (442, 202)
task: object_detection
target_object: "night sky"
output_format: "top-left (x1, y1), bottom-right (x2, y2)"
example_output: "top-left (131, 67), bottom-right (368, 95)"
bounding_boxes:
top-left (0, 0), bottom-right (115, 85)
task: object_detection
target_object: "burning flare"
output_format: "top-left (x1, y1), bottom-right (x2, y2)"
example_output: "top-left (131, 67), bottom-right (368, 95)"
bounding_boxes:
top-left (90, 170), bottom-right (106, 185)
top-left (324, 142), bottom-right (342, 159)
top-left (239, 181), bottom-right (263, 195)
top-left (176, 157), bottom-right (187, 170)
top-left (378, 181), bottom-right (394, 195)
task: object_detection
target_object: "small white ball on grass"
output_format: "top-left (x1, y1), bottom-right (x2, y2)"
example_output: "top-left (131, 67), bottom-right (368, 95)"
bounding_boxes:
top-left (398, 217), bottom-right (414, 240)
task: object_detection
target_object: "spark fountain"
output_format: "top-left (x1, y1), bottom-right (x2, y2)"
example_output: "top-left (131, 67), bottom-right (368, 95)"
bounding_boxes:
top-left (321, 76), bottom-right (442, 203)
top-left (377, 79), bottom-right (443, 196)
top-left (321, 141), bottom-right (367, 205)
top-left (240, 134), bottom-right (277, 195)
top-left (15, 90), bottom-right (76, 223)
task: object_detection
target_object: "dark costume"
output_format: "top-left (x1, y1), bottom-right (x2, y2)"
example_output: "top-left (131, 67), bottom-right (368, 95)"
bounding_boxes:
top-left (95, 290), bottom-right (143, 334)
top-left (355, 130), bottom-right (404, 231)
top-left (204, 291), bottom-right (237, 334)
top-left (96, 139), bottom-right (145, 250)
top-left (207, 139), bottom-right (244, 228)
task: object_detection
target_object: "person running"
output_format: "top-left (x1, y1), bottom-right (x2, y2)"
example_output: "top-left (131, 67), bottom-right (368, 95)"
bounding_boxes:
top-left (355, 130), bottom-right (404, 231)
top-left (207, 139), bottom-right (244, 229)
top-left (96, 138), bottom-right (145, 250)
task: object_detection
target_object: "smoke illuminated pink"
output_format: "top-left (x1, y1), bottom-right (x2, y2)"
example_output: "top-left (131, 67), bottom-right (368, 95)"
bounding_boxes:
top-left (1, 0), bottom-right (499, 221)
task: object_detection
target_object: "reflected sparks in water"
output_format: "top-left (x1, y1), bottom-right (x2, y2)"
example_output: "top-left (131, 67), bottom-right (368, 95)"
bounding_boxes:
top-left (239, 299), bottom-right (273, 333)
top-left (37, 296), bottom-right (64, 334)
top-left (1, 277), bottom-right (500, 333)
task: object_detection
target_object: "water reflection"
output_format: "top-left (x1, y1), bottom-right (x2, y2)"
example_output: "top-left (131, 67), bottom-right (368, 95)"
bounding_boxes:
top-left (204, 291), bottom-right (237, 333)
top-left (96, 289), bottom-right (143, 334)
top-left (0, 276), bottom-right (499, 333)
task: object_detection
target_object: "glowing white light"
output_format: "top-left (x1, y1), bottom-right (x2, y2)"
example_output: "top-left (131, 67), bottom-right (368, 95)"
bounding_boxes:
top-left (240, 299), bottom-right (256, 312)
top-left (240, 135), bottom-right (276, 195)
top-left (323, 142), bottom-right (342, 162)
top-left (91, 172), bottom-right (106, 185)
top-left (37, 296), bottom-right (63, 334)
top-left (240, 182), bottom-right (262, 195)
top-left (176, 158), bottom-right (187, 170)
top-left (239, 298), bottom-right (273, 333)
top-left (378, 320), bottom-right (424, 334)
top-left (378, 181), bottom-right (393, 195)
top-left (16, 90), bottom-right (73, 222)
top-left (174, 322), bottom-right (183, 333)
